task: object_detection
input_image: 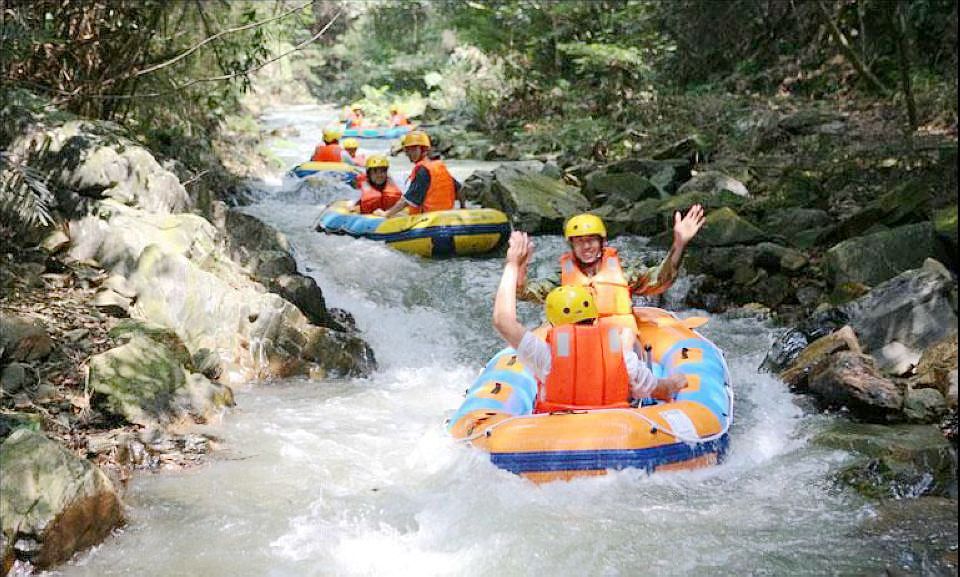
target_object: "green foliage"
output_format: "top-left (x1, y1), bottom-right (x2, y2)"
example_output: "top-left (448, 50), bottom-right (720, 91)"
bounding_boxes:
top-left (0, 150), bottom-right (54, 231)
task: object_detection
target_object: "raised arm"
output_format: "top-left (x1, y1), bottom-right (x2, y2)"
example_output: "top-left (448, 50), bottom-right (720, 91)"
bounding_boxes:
top-left (493, 231), bottom-right (534, 349)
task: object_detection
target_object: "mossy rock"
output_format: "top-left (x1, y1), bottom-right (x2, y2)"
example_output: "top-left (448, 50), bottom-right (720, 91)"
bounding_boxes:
top-left (823, 222), bottom-right (945, 287)
top-left (815, 422), bottom-right (956, 499)
top-left (690, 207), bottom-right (769, 247)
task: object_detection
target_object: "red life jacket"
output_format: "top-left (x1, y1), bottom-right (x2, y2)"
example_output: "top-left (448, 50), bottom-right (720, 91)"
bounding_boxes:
top-left (311, 143), bottom-right (344, 162)
top-left (356, 175), bottom-right (403, 214)
top-left (535, 322), bottom-right (632, 413)
top-left (406, 159), bottom-right (456, 214)
top-left (346, 113), bottom-right (364, 128)
top-left (560, 247), bottom-right (636, 331)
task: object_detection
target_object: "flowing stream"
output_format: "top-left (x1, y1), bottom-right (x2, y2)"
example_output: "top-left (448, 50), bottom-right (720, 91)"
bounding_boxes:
top-left (51, 105), bottom-right (928, 576)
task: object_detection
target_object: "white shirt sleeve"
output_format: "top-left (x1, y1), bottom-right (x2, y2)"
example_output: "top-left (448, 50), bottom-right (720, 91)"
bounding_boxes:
top-left (516, 331), bottom-right (551, 382)
top-left (625, 349), bottom-right (658, 399)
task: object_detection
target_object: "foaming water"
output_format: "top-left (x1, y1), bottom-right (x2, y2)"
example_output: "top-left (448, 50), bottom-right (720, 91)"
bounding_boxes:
top-left (50, 106), bottom-right (912, 577)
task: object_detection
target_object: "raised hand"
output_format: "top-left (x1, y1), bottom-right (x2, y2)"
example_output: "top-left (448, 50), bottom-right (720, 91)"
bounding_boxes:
top-left (673, 203), bottom-right (706, 247)
top-left (505, 231), bottom-right (533, 266)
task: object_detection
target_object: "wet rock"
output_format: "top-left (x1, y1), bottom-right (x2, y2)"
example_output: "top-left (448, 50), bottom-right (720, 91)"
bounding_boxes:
top-left (816, 422), bottom-right (956, 499)
top-left (191, 348), bottom-right (222, 381)
top-left (0, 429), bottom-right (124, 569)
top-left (779, 326), bottom-right (862, 389)
top-left (0, 314), bottom-right (53, 363)
top-left (676, 170), bottom-right (749, 198)
top-left (902, 387), bottom-right (948, 424)
top-left (807, 351), bottom-right (903, 421)
top-left (272, 273), bottom-right (329, 328)
top-left (88, 334), bottom-right (234, 427)
top-left (759, 329), bottom-right (809, 373)
top-left (823, 222), bottom-right (945, 288)
top-left (690, 207), bottom-right (768, 247)
top-left (839, 259), bottom-right (958, 375)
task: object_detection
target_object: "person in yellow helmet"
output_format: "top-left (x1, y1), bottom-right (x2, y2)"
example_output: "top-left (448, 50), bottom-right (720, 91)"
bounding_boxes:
top-left (352, 155), bottom-right (402, 214)
top-left (341, 137), bottom-right (365, 166)
top-left (493, 231), bottom-right (687, 410)
top-left (387, 104), bottom-right (411, 128)
top-left (378, 130), bottom-right (466, 217)
top-left (311, 126), bottom-right (357, 165)
top-left (517, 206), bottom-right (706, 329)
top-left (346, 104), bottom-right (365, 129)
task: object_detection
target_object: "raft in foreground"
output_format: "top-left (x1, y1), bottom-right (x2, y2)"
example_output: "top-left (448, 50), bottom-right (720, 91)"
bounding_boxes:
top-left (448, 307), bottom-right (733, 482)
top-left (316, 199), bottom-right (511, 257)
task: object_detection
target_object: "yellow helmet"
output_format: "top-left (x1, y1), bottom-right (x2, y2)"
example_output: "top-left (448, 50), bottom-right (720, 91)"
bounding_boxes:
top-left (342, 137), bottom-right (360, 150)
top-left (545, 286), bottom-right (598, 326)
top-left (365, 155), bottom-right (390, 169)
top-left (564, 214), bottom-right (607, 239)
top-left (389, 104), bottom-right (400, 113)
top-left (322, 126), bottom-right (342, 143)
top-left (401, 130), bottom-right (431, 148)
top-left (351, 103), bottom-right (363, 111)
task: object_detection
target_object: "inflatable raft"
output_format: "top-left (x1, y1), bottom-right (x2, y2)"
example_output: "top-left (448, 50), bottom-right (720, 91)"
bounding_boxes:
top-left (316, 200), bottom-right (511, 257)
top-left (448, 308), bottom-right (733, 482)
top-left (288, 161), bottom-right (361, 181)
top-left (342, 125), bottom-right (412, 139)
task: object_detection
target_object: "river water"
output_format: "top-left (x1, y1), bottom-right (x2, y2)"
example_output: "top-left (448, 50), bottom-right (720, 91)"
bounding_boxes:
top-left (51, 105), bottom-right (934, 576)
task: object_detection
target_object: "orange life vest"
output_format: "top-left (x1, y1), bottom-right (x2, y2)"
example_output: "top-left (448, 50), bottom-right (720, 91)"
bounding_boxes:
top-left (535, 322), bottom-right (632, 413)
top-left (560, 247), bottom-right (635, 330)
top-left (356, 175), bottom-right (402, 214)
top-left (406, 159), bottom-right (456, 214)
top-left (311, 143), bottom-right (344, 162)
top-left (389, 113), bottom-right (411, 127)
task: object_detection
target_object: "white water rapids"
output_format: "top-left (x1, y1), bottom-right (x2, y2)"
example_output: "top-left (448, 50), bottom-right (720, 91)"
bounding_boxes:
top-left (50, 105), bottom-right (920, 576)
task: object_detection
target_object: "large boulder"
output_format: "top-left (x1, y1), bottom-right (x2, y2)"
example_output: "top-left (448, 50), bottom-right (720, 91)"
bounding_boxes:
top-left (839, 259), bottom-right (958, 375)
top-left (933, 204), bottom-right (957, 266)
top-left (823, 222), bottom-right (945, 288)
top-left (0, 429), bottom-right (123, 569)
top-left (463, 165), bottom-right (590, 233)
top-left (779, 326), bottom-right (862, 390)
top-left (807, 351), bottom-right (903, 421)
top-left (583, 170), bottom-right (660, 207)
top-left (129, 245), bottom-right (374, 381)
top-left (67, 200), bottom-right (223, 277)
top-left (761, 207), bottom-right (833, 249)
top-left (88, 334), bottom-right (234, 427)
top-left (9, 120), bottom-right (189, 215)
top-left (911, 334), bottom-right (959, 403)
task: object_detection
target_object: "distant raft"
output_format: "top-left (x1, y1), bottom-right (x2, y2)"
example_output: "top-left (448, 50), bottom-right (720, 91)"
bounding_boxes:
top-left (447, 307), bottom-right (733, 483)
top-left (342, 125), bottom-right (412, 139)
top-left (288, 161), bottom-right (361, 181)
top-left (315, 199), bottom-right (511, 258)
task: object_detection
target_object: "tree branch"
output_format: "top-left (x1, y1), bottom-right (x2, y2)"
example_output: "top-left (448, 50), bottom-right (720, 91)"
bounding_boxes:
top-left (814, 0), bottom-right (890, 94)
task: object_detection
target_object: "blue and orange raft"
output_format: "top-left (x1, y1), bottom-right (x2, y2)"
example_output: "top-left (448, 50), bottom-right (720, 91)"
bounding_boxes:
top-left (448, 307), bottom-right (733, 482)
top-left (316, 200), bottom-right (511, 258)
top-left (342, 125), bottom-right (412, 139)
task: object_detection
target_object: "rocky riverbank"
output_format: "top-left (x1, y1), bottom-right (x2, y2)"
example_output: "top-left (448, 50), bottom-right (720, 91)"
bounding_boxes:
top-left (453, 98), bottom-right (958, 555)
top-left (1, 118), bottom-right (374, 573)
